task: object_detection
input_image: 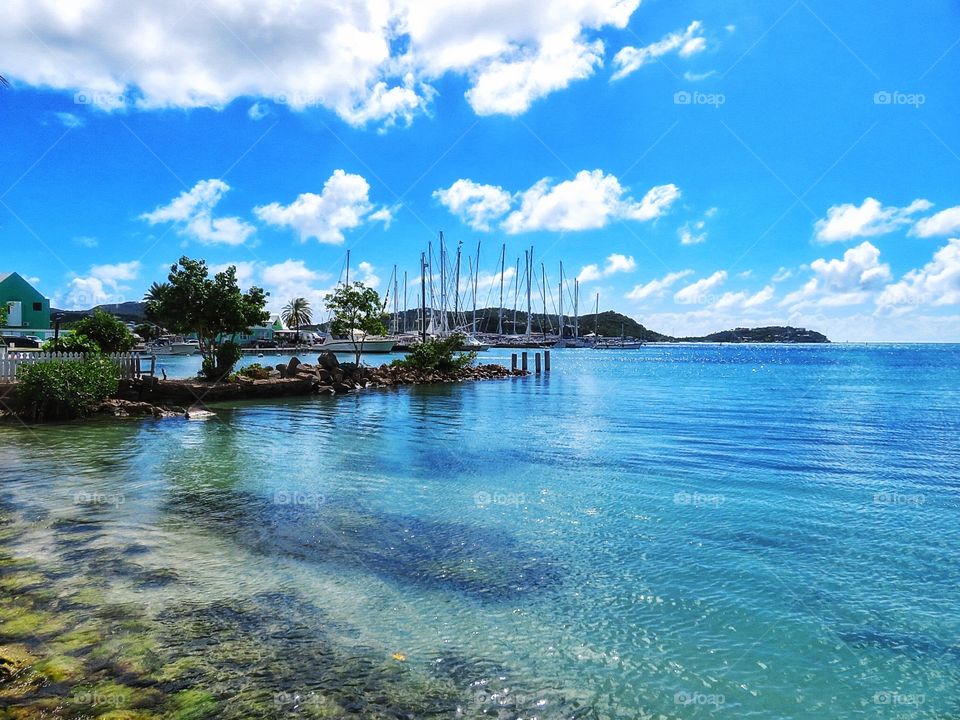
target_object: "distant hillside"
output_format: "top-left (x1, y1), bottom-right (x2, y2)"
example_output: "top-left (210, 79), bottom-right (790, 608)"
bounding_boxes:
top-left (52, 301), bottom-right (147, 323)
top-left (681, 326), bottom-right (830, 343)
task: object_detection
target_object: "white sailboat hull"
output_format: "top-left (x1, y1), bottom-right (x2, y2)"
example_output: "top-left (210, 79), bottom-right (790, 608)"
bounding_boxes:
top-left (312, 338), bottom-right (397, 353)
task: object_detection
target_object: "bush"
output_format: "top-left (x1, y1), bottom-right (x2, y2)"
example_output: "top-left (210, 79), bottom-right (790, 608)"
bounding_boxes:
top-left (42, 333), bottom-right (101, 354)
top-left (71, 310), bottom-right (135, 352)
top-left (16, 355), bottom-right (120, 421)
top-left (391, 333), bottom-right (476, 373)
top-left (201, 341), bottom-right (242, 380)
top-left (230, 362), bottom-right (272, 381)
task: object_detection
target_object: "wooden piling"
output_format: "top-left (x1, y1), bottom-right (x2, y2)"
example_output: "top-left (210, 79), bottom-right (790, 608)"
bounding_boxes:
top-left (511, 353), bottom-right (518, 372)
top-left (521, 352), bottom-right (528, 372)
top-left (544, 350), bottom-right (551, 372)
top-left (535, 353), bottom-right (541, 374)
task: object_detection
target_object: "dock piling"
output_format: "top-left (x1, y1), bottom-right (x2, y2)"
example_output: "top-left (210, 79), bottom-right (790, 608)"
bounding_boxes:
top-left (544, 350), bottom-right (551, 372)
top-left (535, 353), bottom-right (541, 374)
top-left (521, 352), bottom-right (528, 372)
top-left (511, 353), bottom-right (518, 372)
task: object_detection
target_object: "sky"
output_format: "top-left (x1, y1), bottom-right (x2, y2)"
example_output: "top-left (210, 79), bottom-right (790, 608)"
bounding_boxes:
top-left (1, 0), bottom-right (959, 341)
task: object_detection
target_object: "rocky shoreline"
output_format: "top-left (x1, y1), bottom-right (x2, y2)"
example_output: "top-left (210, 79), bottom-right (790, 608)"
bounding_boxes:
top-left (3, 353), bottom-right (529, 421)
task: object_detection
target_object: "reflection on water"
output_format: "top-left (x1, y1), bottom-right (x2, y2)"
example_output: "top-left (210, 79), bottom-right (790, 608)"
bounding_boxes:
top-left (2, 345), bottom-right (960, 718)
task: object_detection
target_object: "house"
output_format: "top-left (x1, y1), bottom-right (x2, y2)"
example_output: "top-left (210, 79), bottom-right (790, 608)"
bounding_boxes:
top-left (227, 315), bottom-right (286, 346)
top-left (0, 272), bottom-right (51, 337)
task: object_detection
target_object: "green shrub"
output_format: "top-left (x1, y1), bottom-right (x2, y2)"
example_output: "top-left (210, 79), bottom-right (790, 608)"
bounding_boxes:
top-left (42, 333), bottom-right (101, 354)
top-left (230, 362), bottom-right (272, 381)
top-left (391, 333), bottom-right (476, 373)
top-left (201, 341), bottom-right (242, 381)
top-left (71, 310), bottom-right (135, 352)
top-left (16, 355), bottom-right (120, 421)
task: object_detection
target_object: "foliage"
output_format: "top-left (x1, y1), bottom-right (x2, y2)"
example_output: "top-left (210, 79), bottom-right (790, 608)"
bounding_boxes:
top-left (145, 257), bottom-right (269, 377)
top-left (69, 310), bottom-right (135, 352)
top-left (229, 363), bottom-right (273, 381)
top-left (135, 323), bottom-right (162, 341)
top-left (392, 333), bottom-right (476, 373)
top-left (16, 355), bottom-right (119, 421)
top-left (281, 297), bottom-right (312, 344)
top-left (324, 282), bottom-right (387, 364)
top-left (0, 302), bottom-right (8, 327)
top-left (42, 333), bottom-right (101, 354)
top-left (201, 341), bottom-right (243, 381)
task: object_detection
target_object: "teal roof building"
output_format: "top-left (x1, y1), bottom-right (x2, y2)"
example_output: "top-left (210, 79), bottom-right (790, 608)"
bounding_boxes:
top-left (0, 272), bottom-right (51, 333)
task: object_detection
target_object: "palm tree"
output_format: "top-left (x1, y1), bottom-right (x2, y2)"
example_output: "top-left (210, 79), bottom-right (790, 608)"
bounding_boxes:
top-left (281, 297), bottom-right (312, 346)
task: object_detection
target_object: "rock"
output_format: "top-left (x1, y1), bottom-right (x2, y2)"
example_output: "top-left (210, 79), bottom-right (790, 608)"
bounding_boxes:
top-left (185, 407), bottom-right (215, 419)
top-left (318, 369), bottom-right (333, 383)
top-left (275, 363), bottom-right (288, 378)
top-left (316, 385), bottom-right (335, 395)
top-left (331, 368), bottom-right (345, 383)
top-left (332, 382), bottom-right (353, 394)
top-left (287, 356), bottom-right (302, 374)
top-left (318, 352), bottom-right (339, 370)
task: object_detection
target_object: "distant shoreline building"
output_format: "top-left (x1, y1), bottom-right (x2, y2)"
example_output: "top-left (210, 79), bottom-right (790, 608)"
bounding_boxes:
top-left (0, 272), bottom-right (52, 339)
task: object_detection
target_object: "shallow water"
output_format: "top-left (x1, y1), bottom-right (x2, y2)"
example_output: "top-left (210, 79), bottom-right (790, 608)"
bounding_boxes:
top-left (1, 345), bottom-right (959, 718)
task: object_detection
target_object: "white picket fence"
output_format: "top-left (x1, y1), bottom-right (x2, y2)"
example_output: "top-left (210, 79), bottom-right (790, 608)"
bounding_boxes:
top-left (0, 352), bottom-right (156, 382)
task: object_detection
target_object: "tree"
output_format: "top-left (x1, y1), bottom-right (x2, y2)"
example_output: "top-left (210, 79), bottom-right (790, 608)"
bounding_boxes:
top-left (324, 282), bottom-right (386, 365)
top-left (0, 302), bottom-right (8, 328)
top-left (68, 309), bottom-right (135, 352)
top-left (281, 297), bottom-right (312, 346)
top-left (145, 257), bottom-right (269, 379)
top-left (134, 323), bottom-right (162, 341)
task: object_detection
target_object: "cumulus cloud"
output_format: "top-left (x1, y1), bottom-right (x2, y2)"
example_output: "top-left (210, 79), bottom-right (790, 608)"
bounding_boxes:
top-left (60, 260), bottom-right (142, 309)
top-left (211, 259), bottom-right (334, 314)
top-left (612, 21), bottom-right (707, 81)
top-left (877, 238), bottom-right (960, 308)
top-left (911, 206), bottom-right (960, 238)
top-left (247, 102), bottom-right (269, 121)
top-left (626, 269), bottom-right (693, 301)
top-left (435, 171), bottom-right (679, 234)
top-left (0, 0), bottom-right (641, 125)
top-left (674, 270), bottom-right (727, 304)
top-left (782, 241), bottom-right (891, 308)
top-left (255, 170), bottom-right (390, 244)
top-left (141, 179), bottom-right (255, 246)
top-left (814, 197), bottom-right (932, 242)
top-left (678, 207), bottom-right (716, 245)
top-left (433, 179), bottom-right (513, 231)
top-left (772, 266), bottom-right (794, 283)
top-left (577, 253), bottom-right (637, 283)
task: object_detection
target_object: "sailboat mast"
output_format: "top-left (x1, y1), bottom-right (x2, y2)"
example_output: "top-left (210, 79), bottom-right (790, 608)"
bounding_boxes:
top-left (574, 279), bottom-right (579, 339)
top-left (454, 243), bottom-right (461, 319)
top-left (472, 241), bottom-right (480, 334)
top-left (525, 247), bottom-right (533, 335)
top-left (427, 240), bottom-right (434, 334)
top-left (420, 253), bottom-right (428, 343)
top-left (392, 266), bottom-right (398, 334)
top-left (595, 292), bottom-right (600, 335)
top-left (558, 261), bottom-right (564, 340)
top-left (344, 249), bottom-right (350, 287)
top-left (403, 271), bottom-right (408, 334)
top-left (541, 262), bottom-right (547, 338)
top-left (497, 243), bottom-right (505, 335)
top-left (439, 232), bottom-right (446, 335)
top-left (513, 256), bottom-right (520, 333)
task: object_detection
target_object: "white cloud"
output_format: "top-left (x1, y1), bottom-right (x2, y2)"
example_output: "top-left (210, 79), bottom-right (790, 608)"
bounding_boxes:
top-left (90, 261), bottom-right (140, 283)
top-left (433, 179), bottom-right (513, 231)
top-left (141, 179), bottom-right (255, 246)
top-left (911, 206), bottom-right (960, 238)
top-left (210, 261), bottom-right (259, 290)
top-left (710, 285), bottom-right (775, 311)
top-left (502, 170), bottom-right (679, 233)
top-left (0, 1), bottom-right (641, 125)
top-left (356, 260), bottom-right (381, 289)
top-left (877, 238), bottom-right (960, 308)
top-left (255, 170), bottom-right (390, 244)
top-left (674, 270), bottom-right (727, 304)
top-left (612, 21), bottom-right (706, 81)
top-left (814, 197), bottom-right (932, 242)
top-left (72, 236), bottom-right (99, 248)
top-left (55, 112), bottom-right (84, 128)
top-left (626, 270), bottom-right (693, 301)
top-left (743, 284), bottom-right (775, 308)
top-left (683, 70), bottom-right (717, 81)
top-left (781, 241), bottom-right (891, 308)
top-left (678, 206), bottom-right (716, 245)
top-left (59, 260), bottom-right (142, 309)
top-left (772, 266), bottom-right (793, 283)
top-left (578, 253), bottom-right (636, 282)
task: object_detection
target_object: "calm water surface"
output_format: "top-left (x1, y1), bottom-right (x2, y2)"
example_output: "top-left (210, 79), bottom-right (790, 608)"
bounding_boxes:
top-left (1, 345), bottom-right (958, 718)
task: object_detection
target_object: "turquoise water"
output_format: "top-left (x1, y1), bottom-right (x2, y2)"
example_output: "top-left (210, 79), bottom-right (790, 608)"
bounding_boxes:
top-left (1, 345), bottom-right (959, 718)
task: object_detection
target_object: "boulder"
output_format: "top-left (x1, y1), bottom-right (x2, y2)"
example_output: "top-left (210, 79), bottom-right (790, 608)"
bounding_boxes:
top-left (276, 363), bottom-right (288, 378)
top-left (331, 368), bottom-right (345, 383)
top-left (332, 382), bottom-right (353, 394)
top-left (287, 357), bottom-right (302, 374)
top-left (316, 385), bottom-right (335, 395)
top-left (318, 352), bottom-right (339, 370)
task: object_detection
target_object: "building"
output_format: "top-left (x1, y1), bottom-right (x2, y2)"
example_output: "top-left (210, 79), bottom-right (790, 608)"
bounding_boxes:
top-left (0, 272), bottom-right (51, 338)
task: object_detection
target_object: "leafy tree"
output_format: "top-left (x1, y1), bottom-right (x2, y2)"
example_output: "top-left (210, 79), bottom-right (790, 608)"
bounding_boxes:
top-left (324, 282), bottom-right (387, 364)
top-left (145, 257), bottom-right (269, 379)
top-left (68, 310), bottom-right (135, 352)
top-left (281, 297), bottom-right (312, 345)
top-left (135, 323), bottom-right (162, 341)
top-left (392, 333), bottom-right (476, 373)
top-left (0, 302), bottom-right (8, 328)
top-left (42, 334), bottom-right (100, 354)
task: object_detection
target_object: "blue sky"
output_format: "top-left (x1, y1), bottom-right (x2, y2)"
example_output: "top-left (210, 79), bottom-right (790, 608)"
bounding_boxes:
top-left (2, 0), bottom-right (959, 340)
